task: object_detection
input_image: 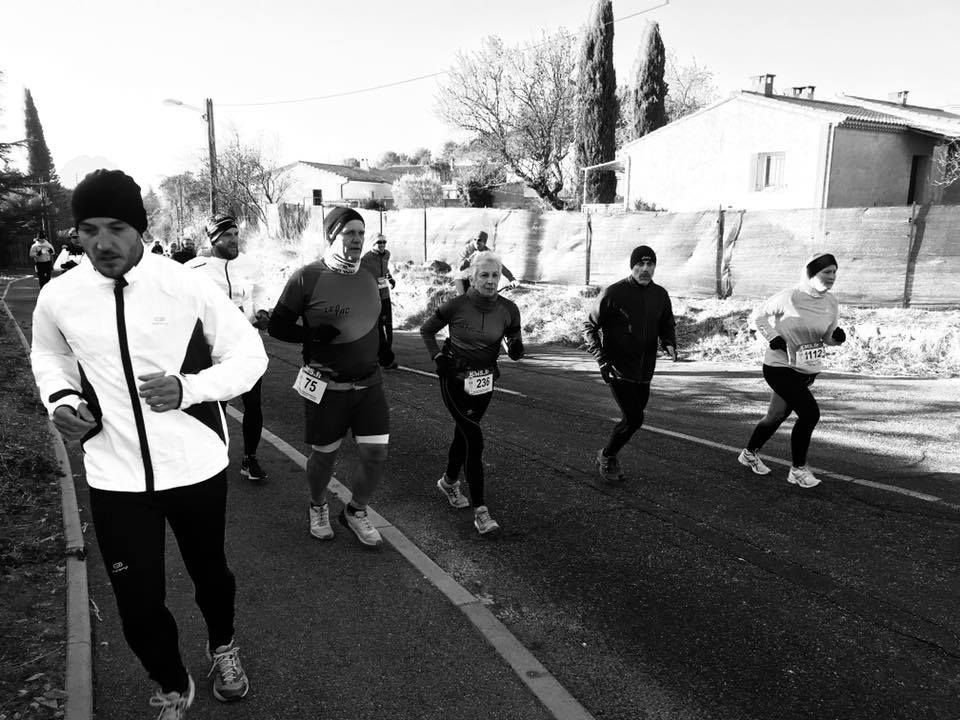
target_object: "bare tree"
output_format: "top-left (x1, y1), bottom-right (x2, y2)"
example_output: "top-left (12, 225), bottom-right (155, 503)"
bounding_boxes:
top-left (392, 173), bottom-right (443, 209)
top-left (436, 32), bottom-right (577, 210)
top-left (933, 139), bottom-right (960, 190)
top-left (210, 131), bottom-right (293, 226)
top-left (664, 52), bottom-right (717, 121)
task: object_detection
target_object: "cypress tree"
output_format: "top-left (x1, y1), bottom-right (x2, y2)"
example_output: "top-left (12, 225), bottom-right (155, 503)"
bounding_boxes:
top-left (24, 89), bottom-right (59, 184)
top-left (631, 22), bottom-right (668, 139)
top-left (574, 0), bottom-right (618, 205)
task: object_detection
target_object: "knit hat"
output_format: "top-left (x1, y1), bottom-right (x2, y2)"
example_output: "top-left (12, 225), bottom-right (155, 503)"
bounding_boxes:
top-left (805, 253), bottom-right (838, 278)
top-left (322, 207), bottom-right (363, 243)
top-left (72, 169), bottom-right (148, 234)
top-left (629, 245), bottom-right (657, 268)
top-left (475, 230), bottom-right (489, 244)
top-left (206, 214), bottom-right (239, 243)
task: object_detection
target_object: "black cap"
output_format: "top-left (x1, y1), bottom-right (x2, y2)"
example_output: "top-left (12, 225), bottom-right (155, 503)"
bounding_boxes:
top-left (72, 169), bottom-right (148, 234)
top-left (630, 245), bottom-right (657, 268)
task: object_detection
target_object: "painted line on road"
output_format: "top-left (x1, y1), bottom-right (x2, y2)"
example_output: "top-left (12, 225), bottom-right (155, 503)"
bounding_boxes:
top-left (398, 365), bottom-right (527, 397)
top-left (613, 419), bottom-right (959, 510)
top-left (225, 404), bottom-right (594, 720)
top-left (2, 277), bottom-right (94, 720)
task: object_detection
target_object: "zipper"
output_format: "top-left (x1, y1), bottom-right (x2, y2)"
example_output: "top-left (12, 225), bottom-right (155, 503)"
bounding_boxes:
top-left (114, 278), bottom-right (155, 491)
top-left (224, 260), bottom-right (233, 299)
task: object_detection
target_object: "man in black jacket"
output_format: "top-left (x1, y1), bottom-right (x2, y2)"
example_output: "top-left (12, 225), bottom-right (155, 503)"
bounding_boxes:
top-left (359, 234), bottom-right (398, 368)
top-left (583, 245), bottom-right (677, 482)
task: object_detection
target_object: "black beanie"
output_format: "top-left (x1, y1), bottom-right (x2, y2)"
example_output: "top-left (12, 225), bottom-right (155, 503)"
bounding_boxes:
top-left (322, 207), bottom-right (363, 243)
top-left (72, 169), bottom-right (148, 234)
top-left (805, 253), bottom-right (838, 278)
top-left (629, 245), bottom-right (657, 268)
top-left (206, 214), bottom-right (239, 242)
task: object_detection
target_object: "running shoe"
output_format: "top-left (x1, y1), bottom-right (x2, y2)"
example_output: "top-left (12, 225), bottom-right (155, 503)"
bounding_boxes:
top-left (738, 449), bottom-right (772, 475)
top-left (207, 640), bottom-right (249, 702)
top-left (339, 507), bottom-right (383, 547)
top-left (474, 505), bottom-right (500, 535)
top-left (309, 503), bottom-right (334, 540)
top-left (787, 466), bottom-right (821, 488)
top-left (240, 455), bottom-right (267, 481)
top-left (437, 476), bottom-right (470, 508)
top-left (149, 676), bottom-right (195, 719)
top-left (596, 449), bottom-right (624, 482)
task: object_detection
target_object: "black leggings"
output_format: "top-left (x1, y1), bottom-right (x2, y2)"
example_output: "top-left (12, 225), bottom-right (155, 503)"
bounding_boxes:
top-left (241, 376), bottom-right (263, 456)
top-left (35, 261), bottom-right (52, 287)
top-left (747, 364), bottom-right (820, 467)
top-left (439, 374), bottom-right (493, 507)
top-left (89, 473), bottom-right (235, 694)
top-left (604, 379), bottom-right (651, 456)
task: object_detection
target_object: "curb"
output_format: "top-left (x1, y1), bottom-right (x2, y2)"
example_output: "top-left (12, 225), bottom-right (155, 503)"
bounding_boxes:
top-left (2, 278), bottom-right (93, 720)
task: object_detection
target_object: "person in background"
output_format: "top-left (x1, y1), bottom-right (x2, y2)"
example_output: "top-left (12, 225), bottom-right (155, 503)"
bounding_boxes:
top-left (454, 230), bottom-right (517, 294)
top-left (360, 233), bottom-right (398, 369)
top-left (171, 239), bottom-right (197, 264)
top-left (29, 232), bottom-right (55, 288)
top-left (53, 229), bottom-right (85, 273)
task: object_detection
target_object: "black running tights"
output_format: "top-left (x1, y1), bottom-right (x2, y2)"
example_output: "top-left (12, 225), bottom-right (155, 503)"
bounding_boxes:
top-left (439, 374), bottom-right (493, 507)
top-left (241, 377), bottom-right (263, 456)
top-left (604, 379), bottom-right (651, 457)
top-left (747, 364), bottom-right (820, 467)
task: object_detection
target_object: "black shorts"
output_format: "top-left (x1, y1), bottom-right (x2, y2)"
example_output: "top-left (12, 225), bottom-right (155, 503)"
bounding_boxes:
top-left (304, 383), bottom-right (389, 446)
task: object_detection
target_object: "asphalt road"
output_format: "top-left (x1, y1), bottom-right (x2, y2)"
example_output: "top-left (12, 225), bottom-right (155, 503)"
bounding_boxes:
top-left (7, 275), bottom-right (960, 719)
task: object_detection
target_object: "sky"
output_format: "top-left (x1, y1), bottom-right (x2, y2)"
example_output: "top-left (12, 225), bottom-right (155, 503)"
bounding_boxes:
top-left (2, 0), bottom-right (958, 190)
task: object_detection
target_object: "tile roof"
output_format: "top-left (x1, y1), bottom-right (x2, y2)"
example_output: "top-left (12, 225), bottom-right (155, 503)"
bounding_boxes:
top-left (741, 91), bottom-right (912, 127)
top-left (295, 161), bottom-right (397, 183)
top-left (845, 95), bottom-right (960, 120)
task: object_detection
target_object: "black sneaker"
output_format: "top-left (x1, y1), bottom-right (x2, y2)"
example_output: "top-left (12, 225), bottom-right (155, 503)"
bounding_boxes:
top-left (596, 449), bottom-right (624, 482)
top-left (240, 455), bottom-right (267, 481)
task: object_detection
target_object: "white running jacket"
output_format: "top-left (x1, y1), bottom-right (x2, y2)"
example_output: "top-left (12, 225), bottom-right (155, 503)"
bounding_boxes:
top-left (184, 253), bottom-right (266, 323)
top-left (31, 252), bottom-right (269, 492)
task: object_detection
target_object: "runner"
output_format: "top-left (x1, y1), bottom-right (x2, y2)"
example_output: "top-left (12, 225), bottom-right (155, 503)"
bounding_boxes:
top-left (267, 207), bottom-right (388, 548)
top-left (359, 233), bottom-right (398, 369)
top-left (420, 251), bottom-right (524, 535)
top-left (171, 239), bottom-right (197, 264)
top-left (30, 170), bottom-right (267, 719)
top-left (28, 232), bottom-right (55, 288)
top-left (53, 229), bottom-right (85, 272)
top-left (583, 245), bottom-right (677, 482)
top-left (186, 215), bottom-right (271, 481)
top-left (738, 253), bottom-right (846, 488)
top-left (453, 230), bottom-right (517, 294)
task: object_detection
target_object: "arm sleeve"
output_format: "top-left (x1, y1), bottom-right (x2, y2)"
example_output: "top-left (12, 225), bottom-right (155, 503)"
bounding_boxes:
top-left (500, 264), bottom-right (515, 283)
top-left (583, 292), bottom-right (609, 365)
top-left (29, 244), bottom-right (39, 261)
top-left (659, 292), bottom-right (677, 349)
top-left (176, 280), bottom-right (269, 409)
top-left (267, 270), bottom-right (307, 343)
top-left (504, 303), bottom-right (524, 360)
top-left (751, 291), bottom-right (785, 341)
top-left (30, 294), bottom-right (85, 416)
top-left (821, 298), bottom-right (841, 345)
top-left (419, 302), bottom-right (452, 358)
top-left (250, 261), bottom-right (268, 315)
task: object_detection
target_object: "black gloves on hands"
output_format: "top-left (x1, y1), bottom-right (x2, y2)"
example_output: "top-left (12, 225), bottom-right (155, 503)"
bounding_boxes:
top-left (389, 278), bottom-right (396, 289)
top-left (311, 324), bottom-right (340, 345)
top-left (769, 336), bottom-right (787, 352)
top-left (434, 352), bottom-right (454, 378)
top-left (831, 327), bottom-right (846, 344)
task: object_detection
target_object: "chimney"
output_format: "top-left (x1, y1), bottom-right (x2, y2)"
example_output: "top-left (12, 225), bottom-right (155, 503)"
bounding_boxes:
top-left (359, 158), bottom-right (370, 171)
top-left (888, 90), bottom-right (910, 106)
top-left (793, 85), bottom-right (815, 100)
top-left (751, 74), bottom-right (776, 97)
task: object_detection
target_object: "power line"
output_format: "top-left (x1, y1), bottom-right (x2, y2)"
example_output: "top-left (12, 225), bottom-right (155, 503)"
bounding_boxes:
top-left (219, 0), bottom-right (669, 109)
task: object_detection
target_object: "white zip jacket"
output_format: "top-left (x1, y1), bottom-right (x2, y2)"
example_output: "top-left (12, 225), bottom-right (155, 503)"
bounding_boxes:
top-left (184, 253), bottom-right (266, 323)
top-left (31, 252), bottom-right (269, 492)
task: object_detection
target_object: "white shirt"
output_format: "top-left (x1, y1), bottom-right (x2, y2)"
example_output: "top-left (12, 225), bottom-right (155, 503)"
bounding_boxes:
top-left (184, 252), bottom-right (266, 323)
top-left (30, 240), bottom-right (55, 263)
top-left (752, 283), bottom-right (840, 374)
top-left (31, 252), bottom-right (268, 492)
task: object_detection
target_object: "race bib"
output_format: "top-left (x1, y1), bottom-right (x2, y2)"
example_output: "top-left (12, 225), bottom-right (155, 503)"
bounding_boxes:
top-left (294, 366), bottom-right (328, 404)
top-left (792, 342), bottom-right (825, 370)
top-left (377, 277), bottom-right (390, 289)
top-left (464, 369), bottom-right (494, 396)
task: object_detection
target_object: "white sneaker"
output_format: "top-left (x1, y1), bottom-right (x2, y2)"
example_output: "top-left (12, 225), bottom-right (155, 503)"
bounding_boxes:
top-left (738, 448), bottom-right (771, 475)
top-left (206, 640), bottom-right (250, 702)
top-left (473, 506), bottom-right (500, 535)
top-left (787, 466), bottom-right (821, 488)
top-left (338, 507), bottom-right (383, 547)
top-left (149, 676), bottom-right (195, 719)
top-left (309, 503), bottom-right (334, 540)
top-left (437, 477), bottom-right (470, 508)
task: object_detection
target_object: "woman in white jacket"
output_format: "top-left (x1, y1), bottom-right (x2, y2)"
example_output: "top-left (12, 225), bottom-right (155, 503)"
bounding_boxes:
top-left (737, 253), bottom-right (847, 488)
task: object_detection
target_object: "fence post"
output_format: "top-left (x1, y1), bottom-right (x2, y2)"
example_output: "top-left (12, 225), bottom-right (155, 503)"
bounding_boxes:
top-left (715, 206), bottom-right (725, 298)
top-left (584, 211), bottom-right (592, 286)
top-left (423, 206), bottom-right (428, 263)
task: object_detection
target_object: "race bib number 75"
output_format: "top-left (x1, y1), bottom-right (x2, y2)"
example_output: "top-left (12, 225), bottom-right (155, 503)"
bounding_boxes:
top-left (294, 366), bottom-right (328, 404)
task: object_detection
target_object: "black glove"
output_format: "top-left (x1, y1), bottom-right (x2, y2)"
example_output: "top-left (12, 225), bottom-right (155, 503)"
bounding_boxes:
top-left (769, 336), bottom-right (787, 352)
top-left (311, 325), bottom-right (340, 345)
top-left (599, 362), bottom-right (620, 384)
top-left (831, 327), bottom-right (846, 344)
top-left (389, 278), bottom-right (396, 289)
top-left (434, 352), bottom-right (454, 378)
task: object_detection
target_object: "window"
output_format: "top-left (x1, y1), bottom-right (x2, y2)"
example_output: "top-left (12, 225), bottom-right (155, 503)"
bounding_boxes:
top-left (312, 189), bottom-right (323, 206)
top-left (754, 152), bottom-right (785, 190)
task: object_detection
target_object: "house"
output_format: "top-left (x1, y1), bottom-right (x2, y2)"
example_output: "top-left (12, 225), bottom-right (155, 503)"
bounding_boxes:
top-left (617, 75), bottom-right (957, 211)
top-left (279, 160), bottom-right (398, 208)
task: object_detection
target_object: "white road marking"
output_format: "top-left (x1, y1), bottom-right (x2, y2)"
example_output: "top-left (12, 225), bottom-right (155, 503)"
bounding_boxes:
top-left (224, 405), bottom-right (595, 720)
top-left (398, 365), bottom-right (526, 397)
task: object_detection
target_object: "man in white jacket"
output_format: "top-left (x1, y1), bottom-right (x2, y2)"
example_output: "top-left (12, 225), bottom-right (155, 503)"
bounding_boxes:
top-left (28, 232), bottom-right (55, 287)
top-left (186, 216), bottom-right (270, 481)
top-left (30, 169), bottom-right (268, 719)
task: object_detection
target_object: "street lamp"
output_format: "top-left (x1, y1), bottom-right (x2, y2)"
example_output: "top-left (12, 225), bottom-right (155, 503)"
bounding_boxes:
top-left (163, 97), bottom-right (219, 215)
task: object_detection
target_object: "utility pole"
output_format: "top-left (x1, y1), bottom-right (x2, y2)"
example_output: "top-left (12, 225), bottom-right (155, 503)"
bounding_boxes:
top-left (205, 98), bottom-right (218, 215)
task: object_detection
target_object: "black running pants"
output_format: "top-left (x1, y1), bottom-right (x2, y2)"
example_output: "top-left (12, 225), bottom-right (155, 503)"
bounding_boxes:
top-left (241, 376), bottom-right (263, 456)
top-left (439, 374), bottom-right (493, 507)
top-left (604, 379), bottom-right (651, 457)
top-left (747, 364), bottom-right (820, 467)
top-left (88, 473), bottom-right (236, 694)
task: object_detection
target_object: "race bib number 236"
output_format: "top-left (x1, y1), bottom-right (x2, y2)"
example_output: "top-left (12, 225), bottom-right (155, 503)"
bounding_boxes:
top-left (464, 370), bottom-right (493, 396)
